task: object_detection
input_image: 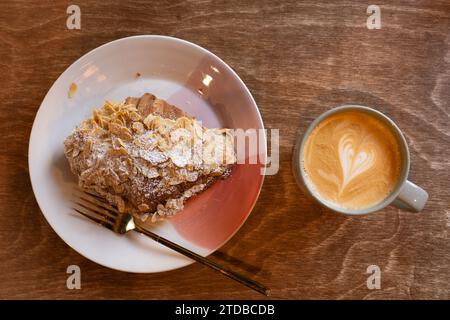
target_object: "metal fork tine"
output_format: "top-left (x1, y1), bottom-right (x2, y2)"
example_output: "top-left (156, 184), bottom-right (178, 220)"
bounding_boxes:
top-left (73, 189), bottom-right (120, 214)
top-left (75, 201), bottom-right (116, 223)
top-left (73, 208), bottom-right (114, 231)
top-left (85, 195), bottom-right (119, 214)
top-left (84, 190), bottom-right (110, 202)
top-left (77, 195), bottom-right (118, 218)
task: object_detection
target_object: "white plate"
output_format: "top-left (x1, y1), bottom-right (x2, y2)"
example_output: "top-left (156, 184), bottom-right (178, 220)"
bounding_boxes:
top-left (29, 35), bottom-right (265, 273)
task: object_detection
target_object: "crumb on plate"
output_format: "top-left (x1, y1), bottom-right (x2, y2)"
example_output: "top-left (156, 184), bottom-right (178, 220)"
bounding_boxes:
top-left (68, 83), bottom-right (77, 98)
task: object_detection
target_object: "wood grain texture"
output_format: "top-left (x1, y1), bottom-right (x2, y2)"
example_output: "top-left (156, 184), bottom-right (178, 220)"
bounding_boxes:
top-left (0, 0), bottom-right (449, 299)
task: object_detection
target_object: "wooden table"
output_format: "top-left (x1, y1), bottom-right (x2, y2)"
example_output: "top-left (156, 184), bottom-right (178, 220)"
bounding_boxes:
top-left (1, 0), bottom-right (449, 299)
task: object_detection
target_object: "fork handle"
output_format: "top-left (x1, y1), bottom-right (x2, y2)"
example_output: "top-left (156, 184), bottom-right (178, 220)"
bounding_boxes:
top-left (134, 225), bottom-right (269, 296)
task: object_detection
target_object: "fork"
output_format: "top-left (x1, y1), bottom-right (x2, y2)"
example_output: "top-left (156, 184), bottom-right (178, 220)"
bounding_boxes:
top-left (73, 191), bottom-right (270, 296)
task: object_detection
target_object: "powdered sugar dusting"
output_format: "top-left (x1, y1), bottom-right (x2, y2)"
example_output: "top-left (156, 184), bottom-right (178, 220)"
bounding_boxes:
top-left (64, 96), bottom-right (235, 222)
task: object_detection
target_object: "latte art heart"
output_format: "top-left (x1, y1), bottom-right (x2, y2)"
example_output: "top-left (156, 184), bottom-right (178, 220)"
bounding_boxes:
top-left (338, 134), bottom-right (374, 192)
top-left (303, 110), bottom-right (402, 210)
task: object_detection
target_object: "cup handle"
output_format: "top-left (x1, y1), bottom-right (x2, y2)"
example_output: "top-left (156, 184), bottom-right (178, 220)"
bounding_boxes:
top-left (392, 180), bottom-right (428, 212)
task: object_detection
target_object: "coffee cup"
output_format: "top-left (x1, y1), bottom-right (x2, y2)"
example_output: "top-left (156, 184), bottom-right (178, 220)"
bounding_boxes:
top-left (292, 105), bottom-right (428, 214)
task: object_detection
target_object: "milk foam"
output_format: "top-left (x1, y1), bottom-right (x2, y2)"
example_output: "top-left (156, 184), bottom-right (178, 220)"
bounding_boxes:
top-left (303, 110), bottom-right (402, 210)
top-left (338, 133), bottom-right (375, 192)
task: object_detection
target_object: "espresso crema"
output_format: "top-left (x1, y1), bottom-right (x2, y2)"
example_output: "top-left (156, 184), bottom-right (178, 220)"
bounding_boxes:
top-left (303, 110), bottom-right (402, 210)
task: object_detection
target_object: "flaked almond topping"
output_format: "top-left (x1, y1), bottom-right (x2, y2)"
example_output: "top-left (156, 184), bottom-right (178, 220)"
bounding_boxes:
top-left (143, 114), bottom-right (157, 130)
top-left (104, 103), bottom-right (116, 114)
top-left (132, 121), bottom-right (144, 134)
top-left (83, 140), bottom-right (93, 154)
top-left (111, 137), bottom-right (126, 150)
top-left (117, 112), bottom-right (129, 125)
top-left (176, 116), bottom-right (191, 128)
top-left (112, 184), bottom-right (123, 193)
top-left (111, 117), bottom-right (124, 126)
top-left (109, 122), bottom-right (132, 140)
top-left (72, 148), bottom-right (81, 157)
top-left (168, 176), bottom-right (183, 185)
top-left (93, 110), bottom-right (103, 126)
top-left (157, 121), bottom-right (174, 136)
top-left (117, 138), bottom-right (126, 147)
top-left (123, 104), bottom-right (138, 112)
top-left (104, 100), bottom-right (117, 112)
top-left (156, 139), bottom-right (169, 152)
top-left (107, 147), bottom-right (128, 156)
top-left (140, 166), bottom-right (159, 179)
top-left (129, 111), bottom-right (141, 122)
top-left (138, 203), bottom-right (150, 212)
